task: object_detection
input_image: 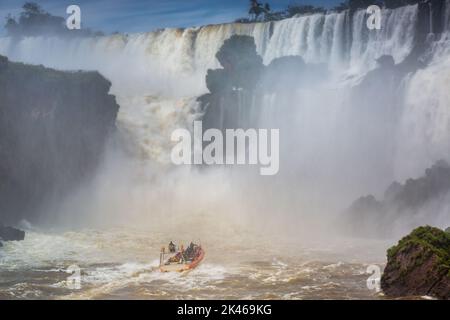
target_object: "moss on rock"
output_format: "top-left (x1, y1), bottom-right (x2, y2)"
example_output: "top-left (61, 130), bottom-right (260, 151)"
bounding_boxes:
top-left (382, 226), bottom-right (450, 299)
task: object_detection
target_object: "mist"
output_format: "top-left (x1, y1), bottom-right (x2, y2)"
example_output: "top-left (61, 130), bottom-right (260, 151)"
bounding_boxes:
top-left (1, 4), bottom-right (449, 244)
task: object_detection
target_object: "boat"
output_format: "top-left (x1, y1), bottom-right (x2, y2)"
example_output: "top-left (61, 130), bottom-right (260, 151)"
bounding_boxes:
top-left (159, 243), bottom-right (205, 273)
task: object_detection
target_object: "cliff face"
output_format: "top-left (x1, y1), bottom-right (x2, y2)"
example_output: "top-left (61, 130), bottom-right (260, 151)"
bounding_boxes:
top-left (199, 35), bottom-right (328, 133)
top-left (381, 226), bottom-right (450, 299)
top-left (0, 55), bottom-right (119, 224)
top-left (344, 161), bottom-right (450, 237)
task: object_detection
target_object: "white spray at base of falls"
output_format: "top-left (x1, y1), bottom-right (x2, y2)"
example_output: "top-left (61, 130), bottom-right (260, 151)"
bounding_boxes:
top-left (0, 4), bottom-right (449, 233)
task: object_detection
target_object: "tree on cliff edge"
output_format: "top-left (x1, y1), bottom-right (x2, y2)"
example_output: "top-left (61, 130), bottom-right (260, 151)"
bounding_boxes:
top-left (4, 2), bottom-right (103, 37)
top-left (248, 0), bottom-right (273, 21)
top-left (5, 2), bottom-right (64, 37)
top-left (334, 0), bottom-right (420, 11)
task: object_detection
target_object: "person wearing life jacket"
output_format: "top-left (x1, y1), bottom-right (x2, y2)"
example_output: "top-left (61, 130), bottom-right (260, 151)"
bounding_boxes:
top-left (169, 241), bottom-right (176, 253)
top-left (183, 242), bottom-right (196, 260)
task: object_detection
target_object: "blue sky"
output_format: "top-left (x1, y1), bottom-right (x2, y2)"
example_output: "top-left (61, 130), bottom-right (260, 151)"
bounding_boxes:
top-left (0, 0), bottom-right (342, 35)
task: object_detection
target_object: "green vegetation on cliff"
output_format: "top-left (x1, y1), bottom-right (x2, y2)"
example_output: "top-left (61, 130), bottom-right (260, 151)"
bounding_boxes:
top-left (236, 0), bottom-right (425, 23)
top-left (382, 226), bottom-right (450, 299)
top-left (387, 226), bottom-right (450, 269)
top-left (5, 2), bottom-right (103, 37)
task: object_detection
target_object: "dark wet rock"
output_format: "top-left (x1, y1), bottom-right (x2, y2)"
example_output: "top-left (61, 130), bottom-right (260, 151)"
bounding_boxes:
top-left (344, 160), bottom-right (450, 237)
top-left (376, 55), bottom-right (395, 68)
top-left (200, 35), bottom-right (265, 131)
top-left (0, 55), bottom-right (119, 224)
top-left (199, 35), bottom-right (330, 132)
top-left (344, 195), bottom-right (388, 237)
top-left (263, 55), bottom-right (306, 89)
top-left (384, 182), bottom-right (403, 203)
top-left (392, 160), bottom-right (450, 210)
top-left (0, 224), bottom-right (25, 241)
top-left (261, 56), bottom-right (327, 93)
top-left (211, 35), bottom-right (264, 93)
top-left (0, 55), bottom-right (7, 71)
top-left (415, 0), bottom-right (447, 44)
top-left (381, 226), bottom-right (450, 299)
top-left (355, 54), bottom-right (404, 96)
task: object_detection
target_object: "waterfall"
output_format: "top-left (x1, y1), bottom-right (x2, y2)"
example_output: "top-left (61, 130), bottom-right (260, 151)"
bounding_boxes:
top-left (349, 4), bottom-right (418, 73)
top-left (0, 5), bottom-right (421, 167)
top-left (429, 1), bottom-right (434, 34)
top-left (1, 3), bottom-right (450, 230)
top-left (0, 5), bottom-right (419, 90)
top-left (445, 0), bottom-right (450, 31)
top-left (395, 27), bottom-right (450, 180)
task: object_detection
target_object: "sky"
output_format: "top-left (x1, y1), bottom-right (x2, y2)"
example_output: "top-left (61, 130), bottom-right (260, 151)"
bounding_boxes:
top-left (0, 0), bottom-right (342, 35)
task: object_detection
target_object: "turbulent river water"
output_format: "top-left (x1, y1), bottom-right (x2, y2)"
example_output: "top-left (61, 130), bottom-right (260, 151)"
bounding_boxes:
top-left (0, 223), bottom-right (391, 300)
top-left (1, 3), bottom-right (450, 299)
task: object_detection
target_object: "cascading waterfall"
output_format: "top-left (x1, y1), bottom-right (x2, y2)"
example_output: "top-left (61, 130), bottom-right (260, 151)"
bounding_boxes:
top-left (349, 4), bottom-right (418, 72)
top-left (2, 3), bottom-right (449, 223)
top-left (391, 1), bottom-right (450, 181)
top-left (3, 4), bottom-right (450, 300)
top-left (0, 5), bottom-right (421, 167)
top-left (0, 5), bottom-right (420, 88)
top-left (261, 11), bottom-right (351, 67)
top-left (395, 29), bottom-right (450, 181)
top-left (445, 0), bottom-right (450, 31)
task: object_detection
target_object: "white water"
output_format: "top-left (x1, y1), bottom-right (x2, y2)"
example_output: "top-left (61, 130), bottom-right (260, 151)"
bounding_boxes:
top-left (349, 6), bottom-right (418, 72)
top-left (395, 31), bottom-right (450, 180)
top-left (0, 226), bottom-right (389, 299)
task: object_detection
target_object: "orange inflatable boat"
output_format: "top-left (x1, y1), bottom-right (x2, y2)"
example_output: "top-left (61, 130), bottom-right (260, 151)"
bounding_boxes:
top-left (159, 244), bottom-right (205, 273)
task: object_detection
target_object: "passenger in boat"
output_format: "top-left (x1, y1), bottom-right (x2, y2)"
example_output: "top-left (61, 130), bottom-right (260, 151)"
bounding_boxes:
top-left (183, 242), bottom-right (196, 260)
top-left (167, 252), bottom-right (182, 264)
top-left (168, 241), bottom-right (176, 253)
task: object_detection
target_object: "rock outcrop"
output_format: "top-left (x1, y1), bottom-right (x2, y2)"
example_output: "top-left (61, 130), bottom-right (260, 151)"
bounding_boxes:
top-left (199, 35), bottom-right (265, 131)
top-left (0, 224), bottom-right (25, 241)
top-left (344, 160), bottom-right (450, 237)
top-left (381, 226), bottom-right (450, 299)
top-left (199, 35), bottom-right (329, 132)
top-left (0, 55), bottom-right (119, 224)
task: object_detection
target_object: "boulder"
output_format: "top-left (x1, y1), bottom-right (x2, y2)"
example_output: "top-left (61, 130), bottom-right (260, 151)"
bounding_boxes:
top-left (201, 35), bottom-right (264, 131)
top-left (0, 224), bottom-right (25, 241)
top-left (381, 226), bottom-right (450, 299)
